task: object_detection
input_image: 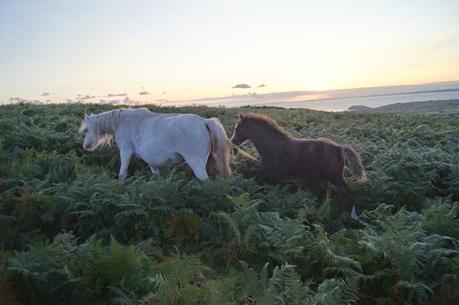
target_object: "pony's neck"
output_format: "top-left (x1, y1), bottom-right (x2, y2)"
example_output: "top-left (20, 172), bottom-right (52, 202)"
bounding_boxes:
top-left (95, 110), bottom-right (121, 135)
top-left (248, 121), bottom-right (289, 160)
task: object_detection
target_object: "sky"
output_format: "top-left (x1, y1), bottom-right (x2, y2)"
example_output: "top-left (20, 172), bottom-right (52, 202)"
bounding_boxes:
top-left (1, 0), bottom-right (459, 104)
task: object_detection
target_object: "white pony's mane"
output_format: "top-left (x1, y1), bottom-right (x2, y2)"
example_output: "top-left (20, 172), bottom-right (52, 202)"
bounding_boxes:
top-left (80, 109), bottom-right (124, 149)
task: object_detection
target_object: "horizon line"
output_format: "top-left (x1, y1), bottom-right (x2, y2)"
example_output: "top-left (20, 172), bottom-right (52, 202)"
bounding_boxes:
top-left (4, 79), bottom-right (459, 105)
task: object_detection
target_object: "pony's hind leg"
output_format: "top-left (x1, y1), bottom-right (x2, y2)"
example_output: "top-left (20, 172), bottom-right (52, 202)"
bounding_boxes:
top-left (184, 157), bottom-right (209, 181)
top-left (191, 162), bottom-right (210, 181)
top-left (329, 175), bottom-right (356, 214)
top-left (330, 175), bottom-right (351, 194)
top-left (308, 179), bottom-right (327, 202)
top-left (118, 148), bottom-right (133, 181)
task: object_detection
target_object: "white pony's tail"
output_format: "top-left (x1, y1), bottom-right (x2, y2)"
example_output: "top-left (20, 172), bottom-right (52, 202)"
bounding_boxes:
top-left (205, 118), bottom-right (232, 177)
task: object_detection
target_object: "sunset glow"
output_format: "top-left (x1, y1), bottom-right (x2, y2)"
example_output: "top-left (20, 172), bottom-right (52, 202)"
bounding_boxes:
top-left (1, 0), bottom-right (459, 104)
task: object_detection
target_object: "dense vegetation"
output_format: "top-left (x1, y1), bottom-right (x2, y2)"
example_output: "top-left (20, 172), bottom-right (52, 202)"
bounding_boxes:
top-left (1, 103), bottom-right (458, 305)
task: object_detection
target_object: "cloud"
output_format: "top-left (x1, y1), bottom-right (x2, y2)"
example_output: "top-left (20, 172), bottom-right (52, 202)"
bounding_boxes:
top-left (258, 84), bottom-right (267, 88)
top-left (81, 94), bottom-right (95, 100)
top-left (232, 83), bottom-right (251, 89)
top-left (248, 92), bottom-right (263, 99)
top-left (97, 96), bottom-right (140, 105)
top-left (99, 99), bottom-right (122, 105)
top-left (122, 96), bottom-right (132, 104)
top-left (162, 91), bottom-right (167, 94)
top-left (139, 91), bottom-right (150, 95)
top-left (107, 92), bottom-right (127, 97)
top-left (9, 97), bottom-right (42, 104)
top-left (41, 92), bottom-right (51, 96)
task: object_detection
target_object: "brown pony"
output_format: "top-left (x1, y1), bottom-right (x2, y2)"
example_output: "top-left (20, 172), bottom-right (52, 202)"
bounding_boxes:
top-left (230, 113), bottom-right (367, 201)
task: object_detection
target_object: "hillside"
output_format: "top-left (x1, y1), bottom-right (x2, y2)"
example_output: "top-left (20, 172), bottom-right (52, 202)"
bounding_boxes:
top-left (348, 99), bottom-right (459, 113)
top-left (1, 103), bottom-right (458, 305)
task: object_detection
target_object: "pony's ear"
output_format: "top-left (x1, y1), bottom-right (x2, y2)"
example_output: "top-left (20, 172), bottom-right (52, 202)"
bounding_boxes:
top-left (239, 113), bottom-right (245, 120)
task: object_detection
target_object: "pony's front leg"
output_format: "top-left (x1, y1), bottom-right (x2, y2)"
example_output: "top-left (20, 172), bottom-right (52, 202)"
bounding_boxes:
top-left (118, 149), bottom-right (133, 181)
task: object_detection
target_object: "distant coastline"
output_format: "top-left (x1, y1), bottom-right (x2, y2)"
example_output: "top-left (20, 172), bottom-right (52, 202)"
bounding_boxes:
top-left (293, 87), bottom-right (459, 105)
top-left (348, 99), bottom-right (459, 114)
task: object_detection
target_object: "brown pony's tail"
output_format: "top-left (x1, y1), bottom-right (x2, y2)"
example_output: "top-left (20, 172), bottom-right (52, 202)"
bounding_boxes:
top-left (205, 118), bottom-right (232, 177)
top-left (341, 145), bottom-right (367, 182)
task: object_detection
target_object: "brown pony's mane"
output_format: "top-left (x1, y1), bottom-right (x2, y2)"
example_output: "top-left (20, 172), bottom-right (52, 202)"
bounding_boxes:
top-left (242, 113), bottom-right (291, 138)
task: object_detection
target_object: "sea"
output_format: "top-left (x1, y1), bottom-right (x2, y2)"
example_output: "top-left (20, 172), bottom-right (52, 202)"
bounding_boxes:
top-left (274, 90), bottom-right (459, 112)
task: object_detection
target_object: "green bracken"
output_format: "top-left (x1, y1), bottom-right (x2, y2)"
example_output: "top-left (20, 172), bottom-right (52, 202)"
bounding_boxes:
top-left (0, 103), bottom-right (458, 305)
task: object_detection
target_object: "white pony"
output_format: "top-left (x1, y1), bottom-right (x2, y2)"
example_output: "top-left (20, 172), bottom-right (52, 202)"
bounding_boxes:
top-left (80, 108), bottom-right (232, 181)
